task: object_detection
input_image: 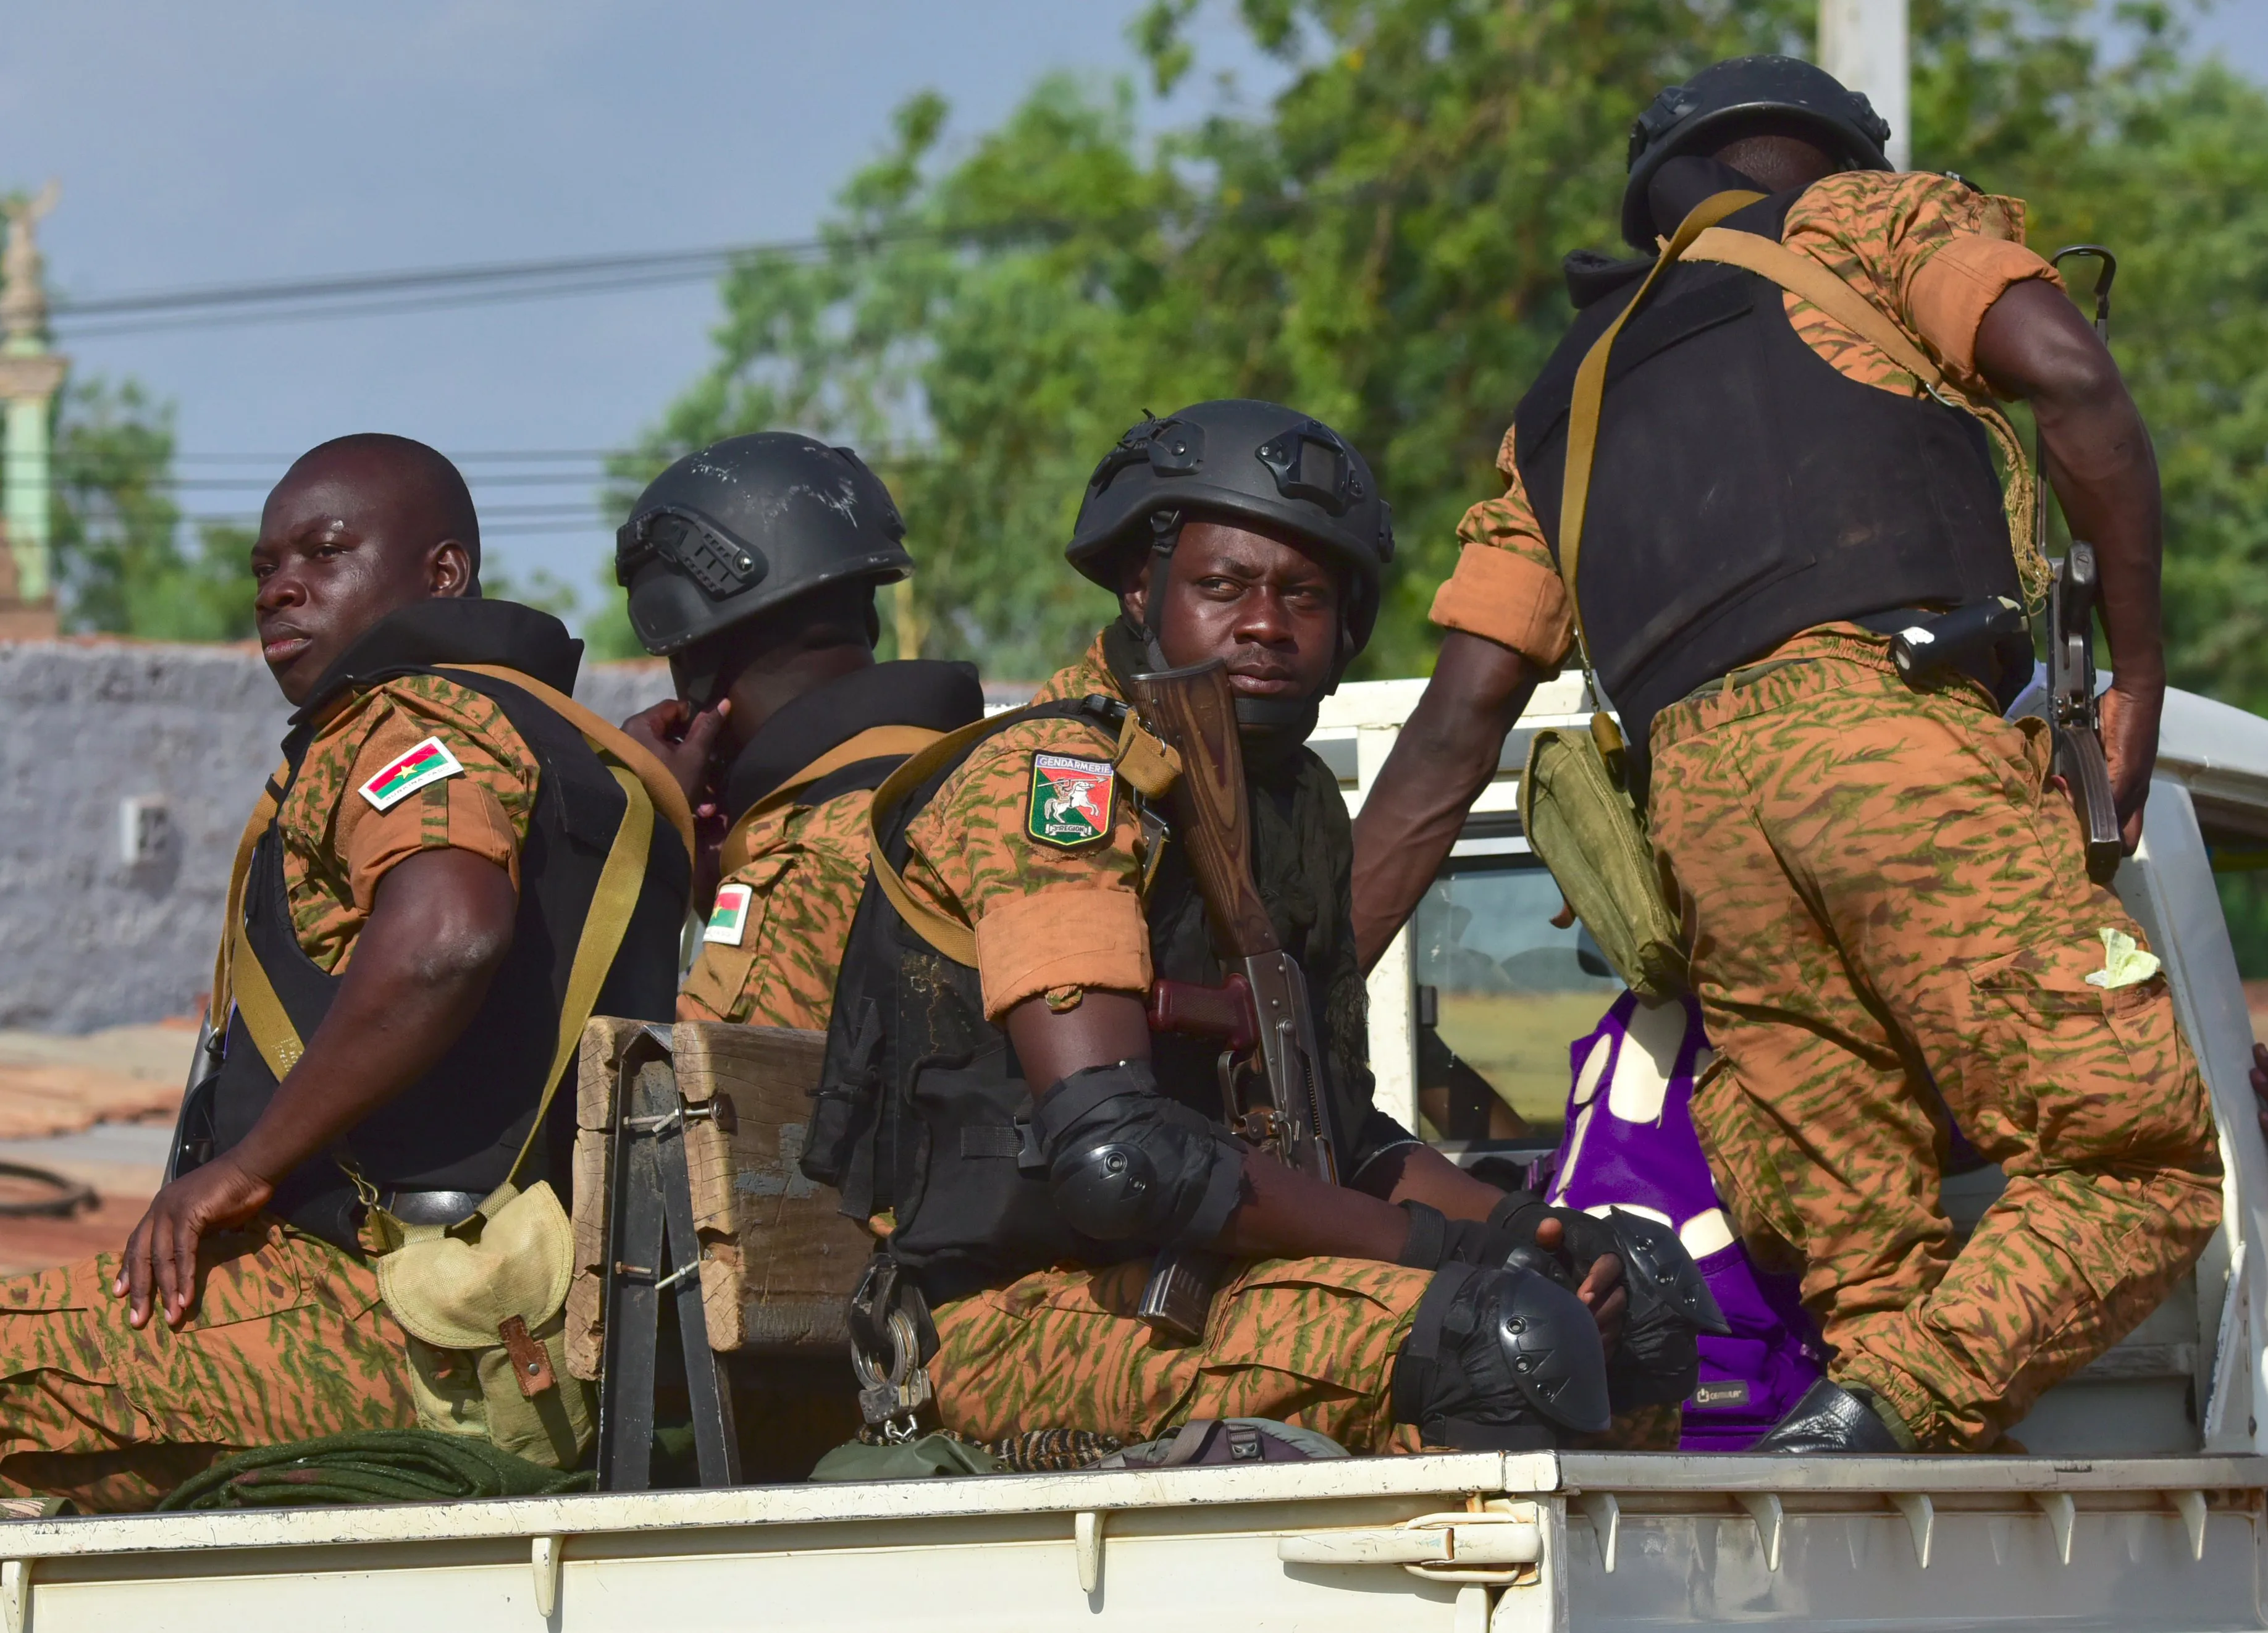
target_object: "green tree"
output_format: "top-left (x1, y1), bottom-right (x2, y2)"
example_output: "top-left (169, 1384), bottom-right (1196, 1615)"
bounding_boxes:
top-left (49, 377), bottom-right (254, 642)
top-left (631, 0), bottom-right (2268, 701)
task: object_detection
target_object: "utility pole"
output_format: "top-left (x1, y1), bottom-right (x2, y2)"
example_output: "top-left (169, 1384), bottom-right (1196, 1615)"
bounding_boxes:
top-left (0, 180), bottom-right (67, 637)
top-left (1819, 0), bottom-right (1911, 170)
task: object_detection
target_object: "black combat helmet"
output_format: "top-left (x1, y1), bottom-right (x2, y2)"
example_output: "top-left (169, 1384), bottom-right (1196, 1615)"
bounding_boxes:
top-left (615, 433), bottom-right (912, 681)
top-left (1066, 399), bottom-right (1394, 687)
top-left (1621, 54), bottom-right (1892, 250)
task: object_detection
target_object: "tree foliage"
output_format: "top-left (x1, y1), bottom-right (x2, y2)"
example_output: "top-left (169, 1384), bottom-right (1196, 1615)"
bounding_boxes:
top-left (50, 377), bottom-right (254, 642)
top-left (631, 0), bottom-right (2266, 702)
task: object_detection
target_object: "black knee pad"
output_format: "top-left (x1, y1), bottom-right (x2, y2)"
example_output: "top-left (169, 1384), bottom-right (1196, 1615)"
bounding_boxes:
top-left (1597, 1207), bottom-right (1728, 1411)
top-left (1390, 1262), bottom-right (1612, 1450)
top-left (1035, 1060), bottom-right (1245, 1248)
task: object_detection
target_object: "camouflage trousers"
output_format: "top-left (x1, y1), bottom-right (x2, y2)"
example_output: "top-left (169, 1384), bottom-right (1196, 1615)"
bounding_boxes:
top-left (931, 1255), bottom-right (1681, 1456)
top-left (0, 1217), bottom-right (416, 1511)
top-left (933, 1256), bottom-right (1434, 1455)
top-left (1648, 628), bottom-right (2222, 1450)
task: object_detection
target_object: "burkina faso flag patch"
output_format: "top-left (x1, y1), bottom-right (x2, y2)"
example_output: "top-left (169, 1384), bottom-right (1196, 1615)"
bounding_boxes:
top-left (1027, 752), bottom-right (1115, 848)
top-left (358, 736), bottom-right (466, 811)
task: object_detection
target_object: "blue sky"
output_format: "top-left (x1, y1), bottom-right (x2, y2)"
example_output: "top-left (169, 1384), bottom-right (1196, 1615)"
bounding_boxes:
top-left (0, 2), bottom-right (2259, 627)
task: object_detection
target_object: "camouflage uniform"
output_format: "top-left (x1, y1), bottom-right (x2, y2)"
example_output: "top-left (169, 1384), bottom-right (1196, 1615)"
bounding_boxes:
top-left (903, 636), bottom-right (1439, 1454)
top-left (678, 789), bottom-right (873, 1031)
top-left (1430, 172), bottom-right (2222, 1450)
top-left (0, 675), bottom-right (544, 1509)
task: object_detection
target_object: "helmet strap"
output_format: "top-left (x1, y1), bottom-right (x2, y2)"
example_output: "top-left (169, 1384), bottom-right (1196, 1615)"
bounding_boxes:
top-left (1138, 508), bottom-right (1183, 671)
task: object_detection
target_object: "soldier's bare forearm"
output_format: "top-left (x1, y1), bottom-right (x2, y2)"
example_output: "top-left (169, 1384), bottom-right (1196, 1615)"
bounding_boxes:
top-left (226, 849), bottom-right (518, 1186)
top-left (1351, 631), bottom-right (1538, 970)
top-left (1210, 1149), bottom-right (1413, 1262)
top-left (1350, 1140), bottom-right (1510, 1220)
top-left (1976, 277), bottom-right (2164, 824)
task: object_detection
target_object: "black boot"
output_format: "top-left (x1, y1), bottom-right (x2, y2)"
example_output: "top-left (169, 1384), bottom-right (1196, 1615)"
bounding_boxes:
top-left (1752, 1378), bottom-right (1906, 1454)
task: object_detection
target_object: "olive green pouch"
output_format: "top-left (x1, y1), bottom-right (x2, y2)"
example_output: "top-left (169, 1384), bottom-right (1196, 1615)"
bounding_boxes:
top-left (376, 1180), bottom-right (594, 1471)
top-left (1519, 722), bottom-right (1686, 1000)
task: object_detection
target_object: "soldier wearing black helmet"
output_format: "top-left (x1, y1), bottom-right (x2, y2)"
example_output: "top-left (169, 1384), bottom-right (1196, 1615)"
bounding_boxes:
top-left (615, 432), bottom-right (984, 1030)
top-left (800, 400), bottom-right (1691, 1456)
top-left (1352, 56), bottom-right (2220, 1453)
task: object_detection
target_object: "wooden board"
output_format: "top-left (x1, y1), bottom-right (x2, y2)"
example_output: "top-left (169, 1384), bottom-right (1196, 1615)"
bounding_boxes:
top-left (568, 1017), bottom-right (870, 1377)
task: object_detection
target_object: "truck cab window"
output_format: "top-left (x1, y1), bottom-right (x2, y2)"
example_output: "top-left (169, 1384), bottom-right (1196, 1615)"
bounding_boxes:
top-left (2202, 819), bottom-right (2268, 1043)
top-left (1409, 857), bottom-right (1623, 1148)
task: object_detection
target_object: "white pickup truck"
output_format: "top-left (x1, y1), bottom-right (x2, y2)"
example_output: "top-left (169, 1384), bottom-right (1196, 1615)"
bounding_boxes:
top-left (4, 674), bottom-right (2266, 1631)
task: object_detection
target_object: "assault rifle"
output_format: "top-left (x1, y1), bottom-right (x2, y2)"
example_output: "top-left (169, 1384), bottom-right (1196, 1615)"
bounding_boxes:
top-left (2051, 542), bottom-right (2123, 884)
top-left (1130, 658), bottom-right (1338, 1183)
top-left (2039, 245), bottom-right (2123, 885)
top-left (1127, 658), bottom-right (1338, 1340)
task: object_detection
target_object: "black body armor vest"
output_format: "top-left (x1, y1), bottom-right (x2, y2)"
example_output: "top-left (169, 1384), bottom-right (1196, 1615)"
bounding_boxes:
top-left (804, 685), bottom-right (1411, 1306)
top-left (720, 660), bottom-right (986, 821)
top-left (208, 602), bottom-right (689, 1251)
top-left (1512, 188), bottom-right (2019, 788)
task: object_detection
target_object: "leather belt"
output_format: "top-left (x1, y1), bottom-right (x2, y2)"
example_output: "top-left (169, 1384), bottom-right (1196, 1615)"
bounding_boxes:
top-left (375, 1188), bottom-right (484, 1227)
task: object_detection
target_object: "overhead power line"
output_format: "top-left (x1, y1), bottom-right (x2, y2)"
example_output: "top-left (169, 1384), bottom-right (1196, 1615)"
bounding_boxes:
top-left (43, 218), bottom-right (1084, 339)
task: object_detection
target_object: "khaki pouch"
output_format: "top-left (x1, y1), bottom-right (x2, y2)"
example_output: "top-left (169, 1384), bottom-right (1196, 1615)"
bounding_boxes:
top-left (1519, 724), bottom-right (1687, 1001)
top-left (376, 1181), bottom-right (594, 1471)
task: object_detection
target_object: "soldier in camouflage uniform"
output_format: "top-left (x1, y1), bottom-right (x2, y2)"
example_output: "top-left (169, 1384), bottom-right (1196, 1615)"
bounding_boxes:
top-left (1352, 57), bottom-right (2220, 1452)
top-left (613, 434), bottom-right (984, 1032)
top-left (805, 400), bottom-right (1733, 1457)
top-left (0, 435), bottom-right (689, 1509)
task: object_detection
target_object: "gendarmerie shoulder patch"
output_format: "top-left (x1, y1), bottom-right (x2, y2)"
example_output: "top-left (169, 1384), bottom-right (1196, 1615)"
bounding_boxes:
top-left (1027, 752), bottom-right (1115, 848)
top-left (358, 736), bottom-right (466, 811)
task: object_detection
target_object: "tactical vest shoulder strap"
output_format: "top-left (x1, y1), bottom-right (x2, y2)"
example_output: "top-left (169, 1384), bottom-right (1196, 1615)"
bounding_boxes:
top-left (211, 666), bottom-right (665, 1194)
top-left (718, 723), bottom-right (952, 876)
top-left (1560, 189), bottom-right (1763, 680)
top-left (445, 661), bottom-right (695, 862)
top-left (207, 767), bottom-right (285, 1051)
top-left (1680, 225), bottom-right (2044, 608)
top-left (864, 696), bottom-right (1180, 967)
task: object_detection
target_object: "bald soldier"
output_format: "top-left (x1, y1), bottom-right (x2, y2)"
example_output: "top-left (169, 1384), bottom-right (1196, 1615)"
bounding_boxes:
top-left (0, 435), bottom-right (689, 1511)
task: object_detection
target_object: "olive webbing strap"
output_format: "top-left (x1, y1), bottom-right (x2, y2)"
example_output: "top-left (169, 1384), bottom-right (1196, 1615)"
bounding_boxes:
top-left (1681, 225), bottom-right (2043, 607)
top-left (209, 776), bottom-right (283, 1047)
top-left (862, 698), bottom-right (1178, 968)
top-left (443, 663), bottom-right (696, 865)
top-left (719, 724), bottom-right (949, 876)
top-left (216, 728), bottom-right (657, 1196)
top-left (504, 760), bottom-right (653, 1190)
top-left (1558, 189), bottom-right (1763, 681)
top-left (863, 710), bottom-right (1051, 968)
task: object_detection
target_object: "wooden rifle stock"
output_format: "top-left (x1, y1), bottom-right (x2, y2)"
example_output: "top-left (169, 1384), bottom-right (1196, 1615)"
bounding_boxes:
top-left (1129, 660), bottom-right (1337, 1185)
top-left (1128, 660), bottom-right (1278, 957)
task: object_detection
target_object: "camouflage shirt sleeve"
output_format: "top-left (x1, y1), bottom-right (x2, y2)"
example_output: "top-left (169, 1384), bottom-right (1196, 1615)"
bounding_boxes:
top-left (679, 789), bottom-right (874, 1031)
top-left (901, 714), bottom-right (1153, 1023)
top-left (1782, 170), bottom-right (2063, 400)
top-left (1425, 422), bottom-right (1578, 668)
top-left (282, 674), bottom-right (540, 973)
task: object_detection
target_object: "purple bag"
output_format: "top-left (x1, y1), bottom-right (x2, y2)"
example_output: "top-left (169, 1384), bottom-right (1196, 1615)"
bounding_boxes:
top-left (1539, 991), bottom-right (1826, 1451)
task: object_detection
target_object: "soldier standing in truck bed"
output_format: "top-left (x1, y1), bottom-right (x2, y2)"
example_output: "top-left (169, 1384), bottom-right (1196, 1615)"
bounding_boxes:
top-left (611, 433), bottom-right (985, 1030)
top-left (1349, 56), bottom-right (2221, 1453)
top-left (796, 400), bottom-right (1732, 1456)
top-left (0, 435), bottom-right (689, 1510)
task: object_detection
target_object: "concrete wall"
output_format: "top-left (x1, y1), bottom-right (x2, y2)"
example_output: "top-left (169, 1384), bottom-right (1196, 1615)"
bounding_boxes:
top-left (0, 640), bottom-right (673, 1033)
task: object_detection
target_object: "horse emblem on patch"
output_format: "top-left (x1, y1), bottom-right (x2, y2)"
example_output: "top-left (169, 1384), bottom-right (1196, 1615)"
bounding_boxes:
top-left (1027, 752), bottom-right (1115, 847)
